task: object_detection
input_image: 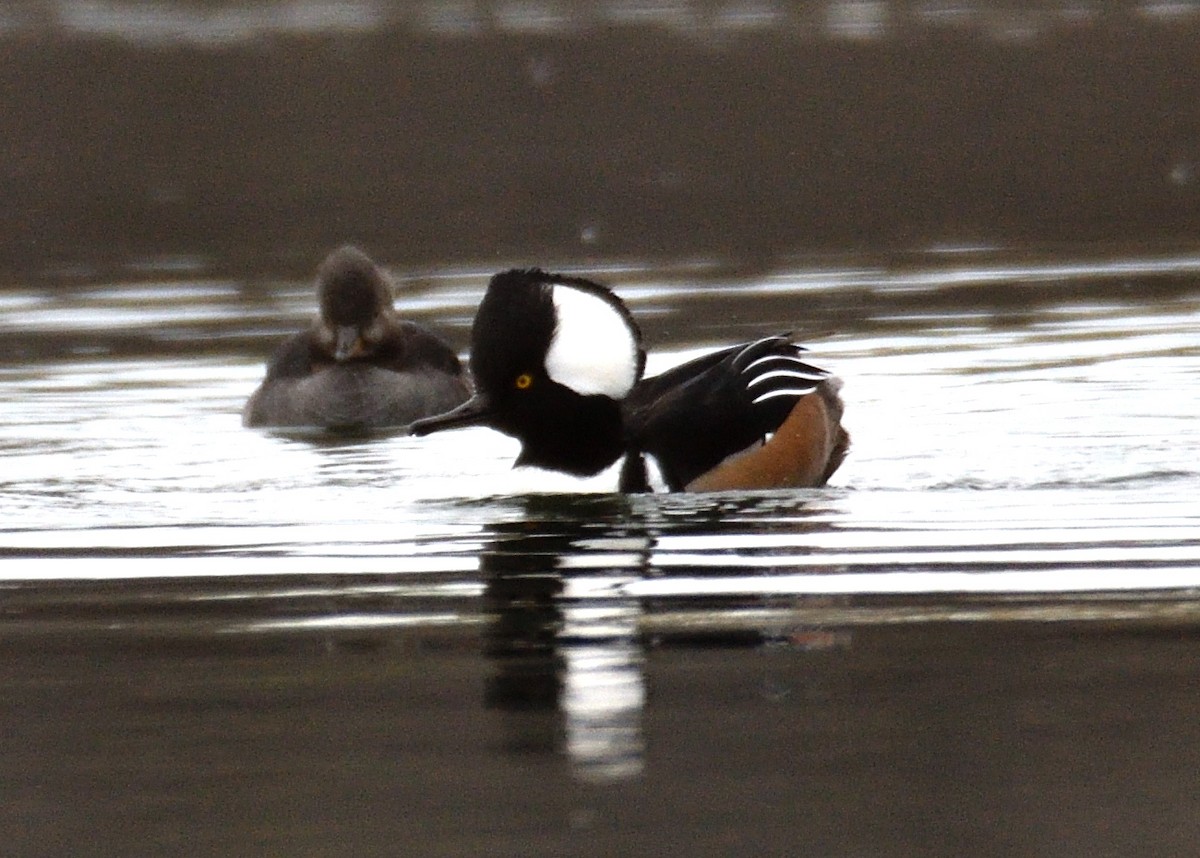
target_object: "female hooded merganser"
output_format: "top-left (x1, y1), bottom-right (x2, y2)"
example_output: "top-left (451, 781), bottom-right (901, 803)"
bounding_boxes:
top-left (243, 246), bottom-right (470, 430)
top-left (411, 269), bottom-right (848, 492)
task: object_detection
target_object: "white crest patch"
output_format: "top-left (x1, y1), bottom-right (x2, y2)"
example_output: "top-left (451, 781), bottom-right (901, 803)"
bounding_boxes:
top-left (545, 285), bottom-right (639, 398)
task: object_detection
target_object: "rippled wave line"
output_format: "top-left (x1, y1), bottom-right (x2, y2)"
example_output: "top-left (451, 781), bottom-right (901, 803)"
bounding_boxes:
top-left (627, 567), bottom-right (1200, 596)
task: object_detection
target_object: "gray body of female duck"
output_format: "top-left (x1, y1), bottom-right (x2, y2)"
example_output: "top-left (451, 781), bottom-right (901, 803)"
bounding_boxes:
top-left (243, 246), bottom-right (470, 431)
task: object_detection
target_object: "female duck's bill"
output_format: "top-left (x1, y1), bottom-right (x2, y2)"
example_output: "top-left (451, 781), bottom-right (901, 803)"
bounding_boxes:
top-left (242, 245), bottom-right (470, 432)
top-left (412, 268), bottom-right (848, 492)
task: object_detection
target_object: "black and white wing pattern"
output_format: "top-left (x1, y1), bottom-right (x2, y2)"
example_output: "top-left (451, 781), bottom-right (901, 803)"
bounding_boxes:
top-left (621, 336), bottom-right (831, 490)
top-left (733, 335), bottom-right (829, 408)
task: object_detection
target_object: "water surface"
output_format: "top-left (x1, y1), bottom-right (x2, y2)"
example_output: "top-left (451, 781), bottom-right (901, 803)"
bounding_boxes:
top-left (2, 249), bottom-right (1198, 854)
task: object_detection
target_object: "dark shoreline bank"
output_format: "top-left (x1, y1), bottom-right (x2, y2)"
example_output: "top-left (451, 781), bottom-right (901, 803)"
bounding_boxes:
top-left (5, 16), bottom-right (1200, 278)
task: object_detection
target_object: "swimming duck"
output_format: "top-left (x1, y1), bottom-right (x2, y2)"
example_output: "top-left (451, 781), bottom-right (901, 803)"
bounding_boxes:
top-left (411, 268), bottom-right (848, 491)
top-left (243, 246), bottom-right (470, 430)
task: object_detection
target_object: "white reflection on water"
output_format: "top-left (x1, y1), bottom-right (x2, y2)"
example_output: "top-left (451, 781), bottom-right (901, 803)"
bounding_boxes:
top-left (234, 611), bottom-right (474, 633)
top-left (639, 251), bottom-right (1200, 299)
top-left (830, 298), bottom-right (1200, 493)
top-left (629, 567), bottom-right (1200, 595)
top-left (0, 250), bottom-right (1198, 604)
top-left (561, 575), bottom-right (645, 782)
top-left (0, 282), bottom-right (244, 331)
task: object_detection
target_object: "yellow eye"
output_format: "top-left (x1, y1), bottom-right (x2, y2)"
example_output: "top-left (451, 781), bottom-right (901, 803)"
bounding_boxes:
top-left (515, 373), bottom-right (533, 390)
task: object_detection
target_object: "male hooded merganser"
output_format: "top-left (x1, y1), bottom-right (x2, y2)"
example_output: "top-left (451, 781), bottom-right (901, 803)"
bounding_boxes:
top-left (411, 269), bottom-right (848, 492)
top-left (243, 245), bottom-right (470, 430)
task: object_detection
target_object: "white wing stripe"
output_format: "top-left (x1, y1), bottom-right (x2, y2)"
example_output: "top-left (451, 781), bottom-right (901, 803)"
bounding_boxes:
top-left (743, 352), bottom-right (811, 372)
top-left (746, 368), bottom-right (827, 387)
top-left (751, 387), bottom-right (818, 405)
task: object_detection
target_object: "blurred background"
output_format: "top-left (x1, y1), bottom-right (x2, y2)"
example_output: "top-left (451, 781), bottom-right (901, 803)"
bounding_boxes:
top-left (4, 0), bottom-right (1200, 281)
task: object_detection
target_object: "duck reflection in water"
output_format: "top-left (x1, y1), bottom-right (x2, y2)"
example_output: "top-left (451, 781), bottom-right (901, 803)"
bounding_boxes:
top-left (479, 493), bottom-right (849, 783)
top-left (482, 495), bottom-right (647, 783)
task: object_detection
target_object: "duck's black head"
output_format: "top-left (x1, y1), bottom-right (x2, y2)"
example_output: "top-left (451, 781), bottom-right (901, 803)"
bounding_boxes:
top-left (314, 245), bottom-right (395, 361)
top-left (412, 269), bottom-right (647, 477)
